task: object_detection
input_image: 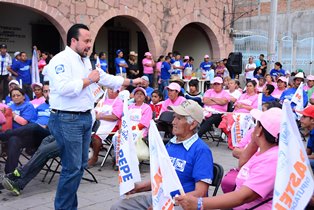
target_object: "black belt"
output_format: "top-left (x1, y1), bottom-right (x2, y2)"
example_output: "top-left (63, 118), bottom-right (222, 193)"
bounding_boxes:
top-left (51, 109), bottom-right (91, 114)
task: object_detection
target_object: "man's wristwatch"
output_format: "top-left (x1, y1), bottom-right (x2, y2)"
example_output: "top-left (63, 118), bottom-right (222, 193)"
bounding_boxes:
top-left (130, 79), bottom-right (133, 86)
top-left (88, 78), bottom-right (93, 84)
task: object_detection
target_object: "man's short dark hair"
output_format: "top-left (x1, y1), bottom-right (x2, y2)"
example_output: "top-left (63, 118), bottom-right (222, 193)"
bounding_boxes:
top-left (275, 62), bottom-right (282, 69)
top-left (189, 79), bottom-right (199, 87)
top-left (260, 54), bottom-right (264, 58)
top-left (67, 24), bottom-right (89, 46)
top-left (165, 56), bottom-right (170, 61)
top-left (43, 81), bottom-right (49, 86)
top-left (266, 84), bottom-right (275, 94)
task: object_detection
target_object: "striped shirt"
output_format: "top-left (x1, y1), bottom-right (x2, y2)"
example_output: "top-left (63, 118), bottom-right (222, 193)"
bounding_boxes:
top-left (0, 53), bottom-right (12, 76)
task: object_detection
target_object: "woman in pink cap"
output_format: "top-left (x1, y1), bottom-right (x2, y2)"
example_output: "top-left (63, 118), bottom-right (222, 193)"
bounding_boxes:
top-left (142, 52), bottom-right (155, 87)
top-left (128, 87), bottom-right (153, 137)
top-left (30, 82), bottom-right (45, 108)
top-left (272, 76), bottom-right (287, 99)
top-left (198, 77), bottom-right (230, 137)
top-left (160, 82), bottom-right (186, 114)
top-left (305, 75), bottom-right (314, 99)
top-left (176, 108), bottom-right (282, 210)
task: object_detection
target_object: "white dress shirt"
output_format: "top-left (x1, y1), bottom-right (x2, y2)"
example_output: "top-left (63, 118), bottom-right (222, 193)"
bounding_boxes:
top-left (47, 46), bottom-right (124, 112)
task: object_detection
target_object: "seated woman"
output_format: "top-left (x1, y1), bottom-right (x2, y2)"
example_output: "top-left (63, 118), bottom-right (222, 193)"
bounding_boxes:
top-left (185, 79), bottom-right (203, 107)
top-left (160, 82), bottom-right (186, 114)
top-left (5, 80), bottom-right (30, 106)
top-left (176, 107), bottom-right (282, 210)
top-left (129, 87), bottom-right (153, 138)
top-left (198, 77), bottom-right (230, 137)
top-left (233, 80), bottom-right (258, 113)
top-left (30, 82), bottom-right (45, 108)
top-left (88, 88), bottom-right (123, 167)
top-left (272, 76), bottom-right (287, 99)
top-left (9, 87), bottom-right (37, 129)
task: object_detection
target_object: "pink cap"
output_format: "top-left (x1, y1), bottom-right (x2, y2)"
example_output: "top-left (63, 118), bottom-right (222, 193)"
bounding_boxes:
top-left (31, 82), bottom-right (43, 89)
top-left (133, 87), bottom-right (147, 96)
top-left (167, 82), bottom-right (181, 92)
top-left (184, 55), bottom-right (189, 60)
top-left (204, 54), bottom-right (210, 59)
top-left (307, 75), bottom-right (314, 81)
top-left (277, 76), bottom-right (287, 83)
top-left (250, 107), bottom-right (282, 138)
top-left (212, 77), bottom-right (223, 84)
top-left (144, 52), bottom-right (152, 57)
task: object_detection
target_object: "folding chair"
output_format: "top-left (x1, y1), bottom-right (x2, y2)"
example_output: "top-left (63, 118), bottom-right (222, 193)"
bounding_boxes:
top-left (210, 163), bottom-right (224, 196)
top-left (98, 132), bottom-right (116, 171)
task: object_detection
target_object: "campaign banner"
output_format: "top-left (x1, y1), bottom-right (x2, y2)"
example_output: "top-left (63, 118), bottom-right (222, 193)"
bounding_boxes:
top-left (272, 100), bottom-right (314, 210)
top-left (31, 49), bottom-right (40, 84)
top-left (291, 82), bottom-right (304, 120)
top-left (149, 120), bottom-right (184, 210)
top-left (117, 93), bottom-right (141, 196)
top-left (231, 113), bottom-right (254, 147)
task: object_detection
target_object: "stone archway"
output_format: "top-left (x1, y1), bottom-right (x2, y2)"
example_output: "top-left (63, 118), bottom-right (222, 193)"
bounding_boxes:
top-left (0, 0), bottom-right (72, 44)
top-left (90, 11), bottom-right (159, 56)
top-left (167, 14), bottom-right (232, 60)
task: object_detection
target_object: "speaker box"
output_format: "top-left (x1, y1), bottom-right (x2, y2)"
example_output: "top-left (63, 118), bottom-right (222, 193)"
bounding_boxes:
top-left (227, 52), bottom-right (243, 74)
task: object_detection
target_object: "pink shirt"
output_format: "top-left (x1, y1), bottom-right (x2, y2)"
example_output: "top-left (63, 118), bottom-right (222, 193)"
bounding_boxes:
top-left (30, 96), bottom-right (46, 108)
top-left (142, 58), bottom-right (154, 74)
top-left (272, 88), bottom-right (285, 99)
top-left (203, 89), bottom-right (230, 112)
top-left (161, 96), bottom-right (186, 113)
top-left (102, 98), bottom-right (123, 119)
top-left (156, 61), bottom-right (162, 76)
top-left (128, 103), bottom-right (153, 136)
top-left (234, 93), bottom-right (258, 113)
top-left (234, 146), bottom-right (278, 210)
top-left (236, 127), bottom-right (254, 149)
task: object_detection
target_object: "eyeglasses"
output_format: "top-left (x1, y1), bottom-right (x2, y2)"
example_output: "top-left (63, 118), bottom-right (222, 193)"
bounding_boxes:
top-left (43, 90), bottom-right (50, 93)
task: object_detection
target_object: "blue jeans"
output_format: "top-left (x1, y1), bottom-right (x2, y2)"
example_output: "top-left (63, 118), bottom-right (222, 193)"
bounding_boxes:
top-left (144, 73), bottom-right (154, 87)
top-left (2, 123), bottom-right (51, 174)
top-left (16, 135), bottom-right (59, 189)
top-left (49, 112), bottom-right (92, 210)
top-left (160, 79), bottom-right (169, 100)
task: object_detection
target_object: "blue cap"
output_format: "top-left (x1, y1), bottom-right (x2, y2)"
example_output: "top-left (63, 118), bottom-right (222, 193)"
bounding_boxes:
top-left (116, 49), bottom-right (122, 55)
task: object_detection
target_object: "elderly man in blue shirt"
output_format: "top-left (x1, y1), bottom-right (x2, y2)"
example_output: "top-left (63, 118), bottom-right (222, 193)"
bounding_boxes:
top-left (111, 100), bottom-right (214, 210)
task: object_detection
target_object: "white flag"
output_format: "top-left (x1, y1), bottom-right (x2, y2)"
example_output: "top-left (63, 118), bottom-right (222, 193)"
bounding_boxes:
top-left (96, 55), bottom-right (100, 68)
top-left (117, 93), bottom-right (141, 196)
top-left (272, 100), bottom-right (314, 210)
top-left (291, 82), bottom-right (304, 119)
top-left (149, 120), bottom-right (184, 210)
top-left (231, 113), bottom-right (254, 147)
top-left (31, 49), bottom-right (40, 84)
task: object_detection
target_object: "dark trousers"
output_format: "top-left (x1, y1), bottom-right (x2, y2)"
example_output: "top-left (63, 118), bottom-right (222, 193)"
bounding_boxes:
top-left (1, 123), bottom-right (51, 174)
top-left (0, 74), bottom-right (9, 100)
top-left (198, 114), bottom-right (223, 137)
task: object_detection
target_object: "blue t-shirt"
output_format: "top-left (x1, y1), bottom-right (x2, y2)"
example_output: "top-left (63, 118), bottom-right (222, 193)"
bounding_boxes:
top-left (10, 101), bottom-right (37, 129)
top-left (172, 59), bottom-right (184, 74)
top-left (170, 58), bottom-right (175, 64)
top-left (11, 60), bottom-right (32, 84)
top-left (5, 94), bottom-right (30, 106)
top-left (34, 102), bottom-right (50, 126)
top-left (184, 63), bottom-right (193, 70)
top-left (307, 129), bottom-right (314, 153)
top-left (280, 87), bottom-right (308, 109)
top-left (99, 59), bottom-right (108, 72)
top-left (115, 57), bottom-right (127, 74)
top-left (161, 61), bottom-right (171, 80)
top-left (262, 94), bottom-right (276, 103)
top-left (200, 61), bottom-right (213, 71)
top-left (166, 136), bottom-right (213, 196)
top-left (269, 69), bottom-right (285, 78)
top-left (145, 87), bottom-right (154, 98)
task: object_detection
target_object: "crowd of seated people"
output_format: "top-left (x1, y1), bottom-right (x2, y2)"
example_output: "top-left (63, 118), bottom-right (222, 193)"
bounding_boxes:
top-left (1, 48), bottom-right (314, 208)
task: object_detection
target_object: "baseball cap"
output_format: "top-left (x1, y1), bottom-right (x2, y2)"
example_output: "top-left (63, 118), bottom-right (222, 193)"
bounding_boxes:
top-left (144, 52), bottom-right (152, 57)
top-left (296, 106), bottom-right (314, 119)
top-left (250, 107), bottom-right (282, 138)
top-left (213, 77), bottom-right (223, 84)
top-left (31, 82), bottom-right (43, 89)
top-left (168, 100), bottom-right (204, 124)
top-left (141, 75), bottom-right (149, 82)
top-left (204, 55), bottom-right (210, 59)
top-left (184, 55), bottom-right (189, 60)
top-left (0, 44), bottom-right (7, 49)
top-left (129, 51), bottom-right (138, 56)
top-left (8, 80), bottom-right (19, 86)
top-left (307, 75), bottom-right (314, 81)
top-left (167, 82), bottom-right (181, 92)
top-left (277, 76), bottom-right (287, 83)
top-left (14, 51), bottom-right (20, 57)
top-left (133, 87), bottom-right (147, 96)
top-left (116, 49), bottom-right (122, 55)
